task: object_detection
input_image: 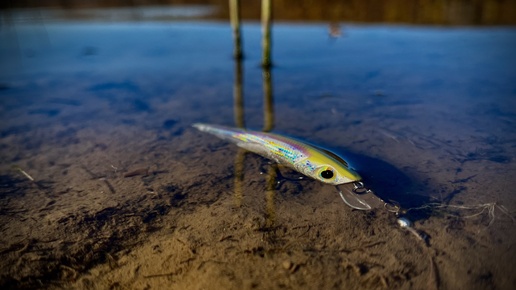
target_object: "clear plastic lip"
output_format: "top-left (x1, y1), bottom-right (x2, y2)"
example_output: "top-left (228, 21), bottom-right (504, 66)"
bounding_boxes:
top-left (336, 183), bottom-right (398, 212)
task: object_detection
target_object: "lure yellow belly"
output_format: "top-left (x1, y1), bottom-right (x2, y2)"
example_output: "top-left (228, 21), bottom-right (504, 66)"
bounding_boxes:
top-left (193, 123), bottom-right (361, 185)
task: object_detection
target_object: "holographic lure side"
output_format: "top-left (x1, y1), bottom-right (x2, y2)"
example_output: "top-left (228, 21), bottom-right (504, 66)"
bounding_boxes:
top-left (192, 123), bottom-right (361, 185)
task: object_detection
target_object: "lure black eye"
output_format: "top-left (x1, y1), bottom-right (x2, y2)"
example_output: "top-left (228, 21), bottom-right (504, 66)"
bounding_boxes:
top-left (321, 169), bottom-right (334, 179)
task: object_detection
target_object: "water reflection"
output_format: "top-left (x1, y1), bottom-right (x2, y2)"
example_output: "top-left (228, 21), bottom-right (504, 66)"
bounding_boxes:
top-left (262, 69), bottom-right (274, 132)
top-left (264, 163), bottom-right (278, 229)
top-left (231, 29), bottom-right (277, 226)
top-left (232, 58), bottom-right (245, 128)
top-left (233, 149), bottom-right (245, 207)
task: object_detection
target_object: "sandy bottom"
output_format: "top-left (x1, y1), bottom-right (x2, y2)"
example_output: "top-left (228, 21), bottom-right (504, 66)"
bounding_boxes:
top-left (1, 107), bottom-right (514, 290)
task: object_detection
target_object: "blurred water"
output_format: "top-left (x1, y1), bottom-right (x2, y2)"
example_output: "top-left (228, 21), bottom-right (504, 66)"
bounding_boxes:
top-left (0, 16), bottom-right (516, 289)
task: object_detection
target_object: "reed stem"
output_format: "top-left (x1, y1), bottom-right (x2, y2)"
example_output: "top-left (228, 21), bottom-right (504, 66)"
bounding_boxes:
top-left (261, 0), bottom-right (272, 67)
top-left (229, 0), bottom-right (243, 59)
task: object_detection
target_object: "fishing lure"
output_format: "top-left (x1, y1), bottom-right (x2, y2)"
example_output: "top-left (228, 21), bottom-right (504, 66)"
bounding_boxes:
top-left (193, 123), bottom-right (391, 210)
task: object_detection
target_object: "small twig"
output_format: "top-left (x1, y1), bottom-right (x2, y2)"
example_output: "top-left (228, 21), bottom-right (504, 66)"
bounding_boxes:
top-left (124, 168), bottom-right (149, 178)
top-left (219, 235), bottom-right (234, 242)
top-left (144, 270), bottom-right (181, 278)
top-left (14, 242), bottom-right (30, 254)
top-left (196, 259), bottom-right (226, 270)
top-left (179, 257), bottom-right (196, 264)
top-left (13, 166), bottom-right (35, 182)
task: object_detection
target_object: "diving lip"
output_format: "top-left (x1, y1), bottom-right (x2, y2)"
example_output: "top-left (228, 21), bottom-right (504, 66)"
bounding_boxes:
top-left (337, 184), bottom-right (393, 211)
top-left (338, 186), bottom-right (372, 210)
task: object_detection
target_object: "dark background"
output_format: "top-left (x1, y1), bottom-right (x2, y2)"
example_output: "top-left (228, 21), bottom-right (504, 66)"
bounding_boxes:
top-left (2, 0), bottom-right (516, 25)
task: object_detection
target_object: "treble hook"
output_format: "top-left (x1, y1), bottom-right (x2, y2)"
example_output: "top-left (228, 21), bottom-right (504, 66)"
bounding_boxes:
top-left (348, 182), bottom-right (427, 244)
top-left (354, 181), bottom-right (400, 213)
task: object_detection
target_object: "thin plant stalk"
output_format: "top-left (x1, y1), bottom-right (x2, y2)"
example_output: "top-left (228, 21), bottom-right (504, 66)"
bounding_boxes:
top-left (261, 0), bottom-right (272, 67)
top-left (262, 67), bottom-right (274, 132)
top-left (229, 0), bottom-right (243, 59)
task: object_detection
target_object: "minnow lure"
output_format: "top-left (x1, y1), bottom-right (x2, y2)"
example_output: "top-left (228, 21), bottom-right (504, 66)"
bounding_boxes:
top-left (193, 123), bottom-right (360, 185)
top-left (193, 123), bottom-right (393, 210)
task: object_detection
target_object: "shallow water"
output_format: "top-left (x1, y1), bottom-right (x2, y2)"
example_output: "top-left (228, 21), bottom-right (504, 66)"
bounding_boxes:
top-left (1, 19), bottom-right (515, 289)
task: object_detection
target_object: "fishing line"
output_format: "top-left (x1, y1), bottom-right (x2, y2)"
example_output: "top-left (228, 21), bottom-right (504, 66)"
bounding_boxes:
top-left (403, 202), bottom-right (514, 227)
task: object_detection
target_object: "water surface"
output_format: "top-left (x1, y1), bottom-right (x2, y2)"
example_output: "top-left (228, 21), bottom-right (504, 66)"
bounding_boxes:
top-left (0, 19), bottom-right (515, 290)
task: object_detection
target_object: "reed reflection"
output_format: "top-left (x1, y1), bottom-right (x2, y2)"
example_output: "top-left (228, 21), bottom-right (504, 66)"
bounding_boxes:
top-left (232, 68), bottom-right (277, 231)
top-left (262, 68), bottom-right (274, 132)
top-left (232, 60), bottom-right (276, 221)
top-left (264, 163), bottom-right (278, 229)
top-left (233, 148), bottom-right (246, 207)
top-left (262, 65), bottom-right (275, 229)
top-left (233, 57), bottom-right (245, 128)
top-left (233, 56), bottom-right (245, 207)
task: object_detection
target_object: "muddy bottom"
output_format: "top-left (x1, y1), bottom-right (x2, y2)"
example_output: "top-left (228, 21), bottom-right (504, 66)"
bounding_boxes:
top-left (0, 21), bottom-right (515, 290)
